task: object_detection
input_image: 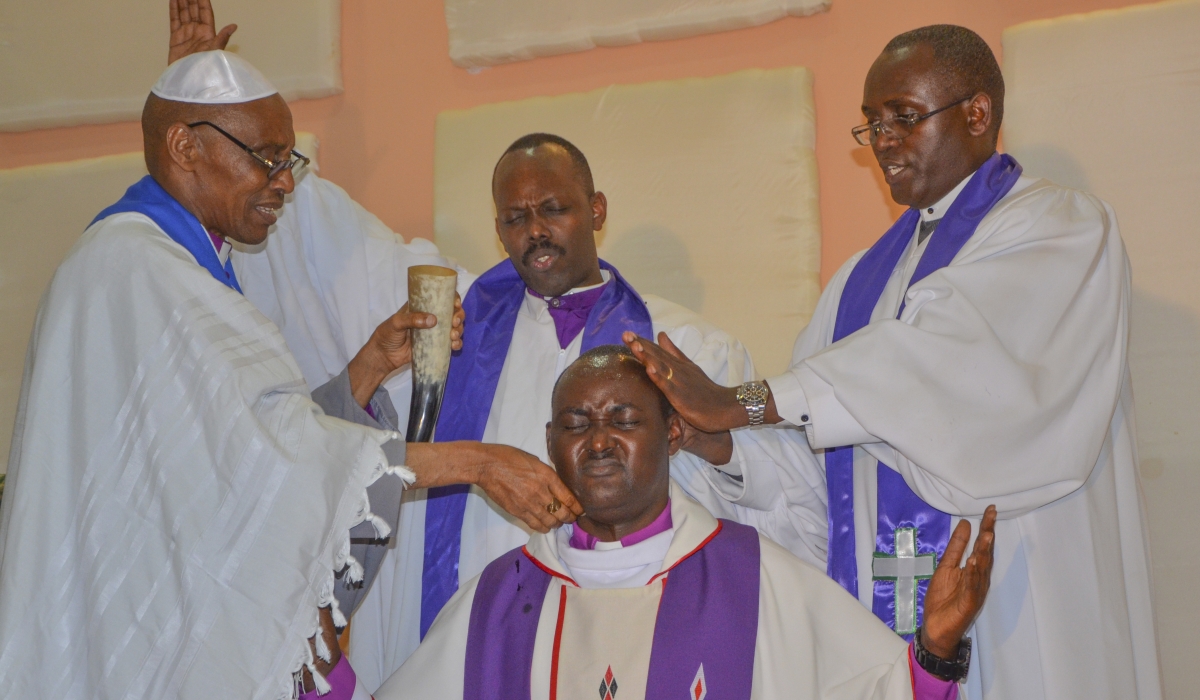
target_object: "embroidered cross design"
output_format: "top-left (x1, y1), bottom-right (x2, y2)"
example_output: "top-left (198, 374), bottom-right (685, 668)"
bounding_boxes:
top-left (598, 665), bottom-right (618, 700)
top-left (690, 664), bottom-right (707, 700)
top-left (871, 526), bottom-right (937, 635)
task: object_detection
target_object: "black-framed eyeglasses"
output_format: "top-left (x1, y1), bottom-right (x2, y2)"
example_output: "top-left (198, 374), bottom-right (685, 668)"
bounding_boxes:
top-left (187, 121), bottom-right (311, 179)
top-left (851, 97), bottom-right (972, 146)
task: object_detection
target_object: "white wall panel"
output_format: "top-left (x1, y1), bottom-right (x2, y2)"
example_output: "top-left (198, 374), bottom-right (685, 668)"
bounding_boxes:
top-left (1004, 3), bottom-right (1200, 697)
top-left (434, 68), bottom-right (820, 377)
top-left (444, 0), bottom-right (829, 68)
top-left (0, 0), bottom-right (340, 132)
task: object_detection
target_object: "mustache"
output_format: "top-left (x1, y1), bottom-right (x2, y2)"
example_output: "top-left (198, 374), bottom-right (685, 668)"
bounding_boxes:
top-left (522, 240), bottom-right (567, 267)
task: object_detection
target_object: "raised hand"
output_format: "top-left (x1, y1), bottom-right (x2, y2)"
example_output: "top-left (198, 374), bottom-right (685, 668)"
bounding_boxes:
top-left (347, 297), bottom-right (465, 408)
top-left (623, 331), bottom-right (747, 433)
top-left (920, 505), bottom-right (998, 659)
top-left (169, 0), bottom-right (237, 64)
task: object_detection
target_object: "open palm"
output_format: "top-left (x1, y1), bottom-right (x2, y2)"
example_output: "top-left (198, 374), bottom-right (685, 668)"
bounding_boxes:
top-left (168, 0), bottom-right (236, 64)
top-left (921, 505), bottom-right (997, 659)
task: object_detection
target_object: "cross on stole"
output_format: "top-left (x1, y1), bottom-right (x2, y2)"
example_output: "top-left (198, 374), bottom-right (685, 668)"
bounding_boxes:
top-left (871, 527), bottom-right (937, 635)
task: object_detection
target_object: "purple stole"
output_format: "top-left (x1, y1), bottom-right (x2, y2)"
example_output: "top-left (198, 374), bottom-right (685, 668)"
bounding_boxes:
top-left (420, 259), bottom-right (654, 638)
top-left (90, 176), bottom-right (241, 293)
top-left (463, 519), bottom-right (760, 700)
top-left (825, 153), bottom-right (1022, 638)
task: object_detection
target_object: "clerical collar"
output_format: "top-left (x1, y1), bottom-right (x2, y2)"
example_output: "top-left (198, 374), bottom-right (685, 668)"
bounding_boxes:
top-left (207, 230), bottom-right (230, 266)
top-left (568, 499), bottom-right (673, 550)
top-left (919, 167), bottom-right (978, 224)
top-left (526, 269), bottom-right (612, 349)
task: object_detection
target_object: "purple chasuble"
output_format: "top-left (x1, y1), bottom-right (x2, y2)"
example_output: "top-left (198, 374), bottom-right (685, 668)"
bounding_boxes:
top-left (90, 175), bottom-right (241, 293)
top-left (527, 282), bottom-right (610, 349)
top-left (825, 153), bottom-right (1022, 639)
top-left (463, 519), bottom-right (759, 700)
top-left (421, 259), bottom-right (654, 638)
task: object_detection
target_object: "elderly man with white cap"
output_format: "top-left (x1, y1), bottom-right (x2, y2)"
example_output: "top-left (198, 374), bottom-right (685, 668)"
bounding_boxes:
top-left (0, 38), bottom-right (578, 700)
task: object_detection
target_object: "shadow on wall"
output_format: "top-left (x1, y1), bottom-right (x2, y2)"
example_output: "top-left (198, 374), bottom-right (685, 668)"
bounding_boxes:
top-left (1008, 144), bottom-right (1092, 193)
top-left (601, 224), bottom-right (705, 315)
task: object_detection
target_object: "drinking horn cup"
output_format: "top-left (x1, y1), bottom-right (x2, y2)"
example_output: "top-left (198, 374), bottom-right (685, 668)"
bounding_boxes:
top-left (405, 265), bottom-right (457, 443)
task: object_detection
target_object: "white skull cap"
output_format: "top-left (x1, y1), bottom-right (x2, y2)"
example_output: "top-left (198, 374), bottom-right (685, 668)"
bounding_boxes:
top-left (151, 50), bottom-right (278, 104)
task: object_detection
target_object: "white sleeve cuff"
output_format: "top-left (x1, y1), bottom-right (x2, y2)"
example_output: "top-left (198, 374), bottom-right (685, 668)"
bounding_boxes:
top-left (765, 368), bottom-right (812, 426)
top-left (794, 364), bottom-right (877, 449)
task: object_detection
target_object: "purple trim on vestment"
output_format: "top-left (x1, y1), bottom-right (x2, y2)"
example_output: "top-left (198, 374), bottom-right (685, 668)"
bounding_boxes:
top-left (462, 547), bottom-right (554, 700)
top-left (90, 176), bottom-right (241, 293)
top-left (298, 655), bottom-right (360, 700)
top-left (463, 519), bottom-right (759, 700)
top-left (568, 500), bottom-right (673, 550)
top-left (910, 644), bottom-right (960, 700)
top-left (420, 259), bottom-right (653, 639)
top-left (527, 282), bottom-right (610, 349)
top-left (824, 153), bottom-right (1022, 637)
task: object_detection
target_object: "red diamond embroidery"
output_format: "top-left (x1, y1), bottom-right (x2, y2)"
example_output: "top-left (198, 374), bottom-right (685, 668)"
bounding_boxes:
top-left (598, 665), bottom-right (618, 700)
top-left (690, 664), bottom-right (707, 700)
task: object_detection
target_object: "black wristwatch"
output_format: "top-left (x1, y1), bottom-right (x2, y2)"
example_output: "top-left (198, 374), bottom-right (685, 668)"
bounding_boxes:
top-left (913, 631), bottom-right (971, 683)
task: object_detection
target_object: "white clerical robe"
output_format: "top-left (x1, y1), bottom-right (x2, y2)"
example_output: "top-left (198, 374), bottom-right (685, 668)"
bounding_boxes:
top-left (0, 210), bottom-right (405, 699)
top-left (375, 482), bottom-right (916, 700)
top-left (719, 172), bottom-right (1161, 700)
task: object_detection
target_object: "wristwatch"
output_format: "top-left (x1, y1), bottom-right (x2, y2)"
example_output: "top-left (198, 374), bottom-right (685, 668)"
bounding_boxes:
top-left (913, 631), bottom-right (972, 683)
top-left (735, 381), bottom-right (769, 426)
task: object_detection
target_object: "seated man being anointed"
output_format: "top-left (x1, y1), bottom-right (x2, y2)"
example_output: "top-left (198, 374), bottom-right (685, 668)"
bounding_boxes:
top-left (375, 345), bottom-right (998, 700)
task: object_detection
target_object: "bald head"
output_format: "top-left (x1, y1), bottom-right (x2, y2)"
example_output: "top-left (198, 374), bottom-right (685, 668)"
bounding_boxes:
top-left (552, 345), bottom-right (674, 421)
top-left (141, 92), bottom-right (296, 245)
top-left (548, 345), bottom-right (683, 539)
top-left (493, 133), bottom-right (594, 198)
top-left (883, 25), bottom-right (1004, 140)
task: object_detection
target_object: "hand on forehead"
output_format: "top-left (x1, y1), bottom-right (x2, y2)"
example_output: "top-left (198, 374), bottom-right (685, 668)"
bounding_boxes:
top-left (551, 346), bottom-right (667, 420)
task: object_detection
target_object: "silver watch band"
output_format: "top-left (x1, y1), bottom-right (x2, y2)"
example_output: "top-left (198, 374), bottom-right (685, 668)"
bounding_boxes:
top-left (736, 381), bottom-right (769, 426)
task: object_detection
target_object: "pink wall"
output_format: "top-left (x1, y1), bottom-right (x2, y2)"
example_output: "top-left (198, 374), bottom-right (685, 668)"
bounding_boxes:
top-left (0, 0), bottom-right (1151, 283)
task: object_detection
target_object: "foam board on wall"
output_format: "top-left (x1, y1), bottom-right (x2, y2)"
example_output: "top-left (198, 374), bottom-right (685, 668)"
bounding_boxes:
top-left (444, 0), bottom-right (829, 68)
top-left (1003, 2), bottom-right (1200, 697)
top-left (0, 133), bottom-right (318, 467)
top-left (0, 0), bottom-right (340, 132)
top-left (434, 68), bottom-right (821, 378)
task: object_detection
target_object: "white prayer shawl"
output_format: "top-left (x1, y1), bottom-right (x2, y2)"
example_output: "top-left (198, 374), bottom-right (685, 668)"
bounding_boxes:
top-left (728, 176), bottom-right (1160, 699)
top-left (0, 212), bottom-right (405, 699)
top-left (374, 482), bottom-right (914, 700)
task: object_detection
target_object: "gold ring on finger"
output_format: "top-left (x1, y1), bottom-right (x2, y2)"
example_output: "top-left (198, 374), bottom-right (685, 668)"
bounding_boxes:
top-left (665, 366), bottom-right (674, 381)
top-left (546, 499), bottom-right (561, 514)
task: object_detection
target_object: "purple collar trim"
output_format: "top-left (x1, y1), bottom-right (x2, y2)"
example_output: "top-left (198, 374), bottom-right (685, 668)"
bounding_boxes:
top-left (568, 500), bottom-right (673, 550)
top-left (527, 280), bottom-right (610, 349)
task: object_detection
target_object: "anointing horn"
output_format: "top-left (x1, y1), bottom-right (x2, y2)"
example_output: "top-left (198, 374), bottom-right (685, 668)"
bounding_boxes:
top-left (405, 265), bottom-right (458, 443)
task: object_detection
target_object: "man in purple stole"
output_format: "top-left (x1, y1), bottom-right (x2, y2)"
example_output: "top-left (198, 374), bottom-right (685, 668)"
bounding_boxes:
top-left (625, 24), bottom-right (1160, 700)
top-left (376, 345), bottom-right (996, 700)
top-left (349, 133), bottom-right (830, 690)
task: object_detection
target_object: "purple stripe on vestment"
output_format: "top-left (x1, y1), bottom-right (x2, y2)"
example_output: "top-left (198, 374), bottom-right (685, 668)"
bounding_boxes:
top-left (420, 259), bottom-right (653, 638)
top-left (463, 519), bottom-right (759, 700)
top-left (824, 153), bottom-right (1022, 636)
top-left (568, 500), bottom-right (673, 550)
top-left (645, 520), bottom-right (759, 700)
top-left (462, 547), bottom-right (553, 700)
top-left (872, 466), bottom-right (950, 639)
